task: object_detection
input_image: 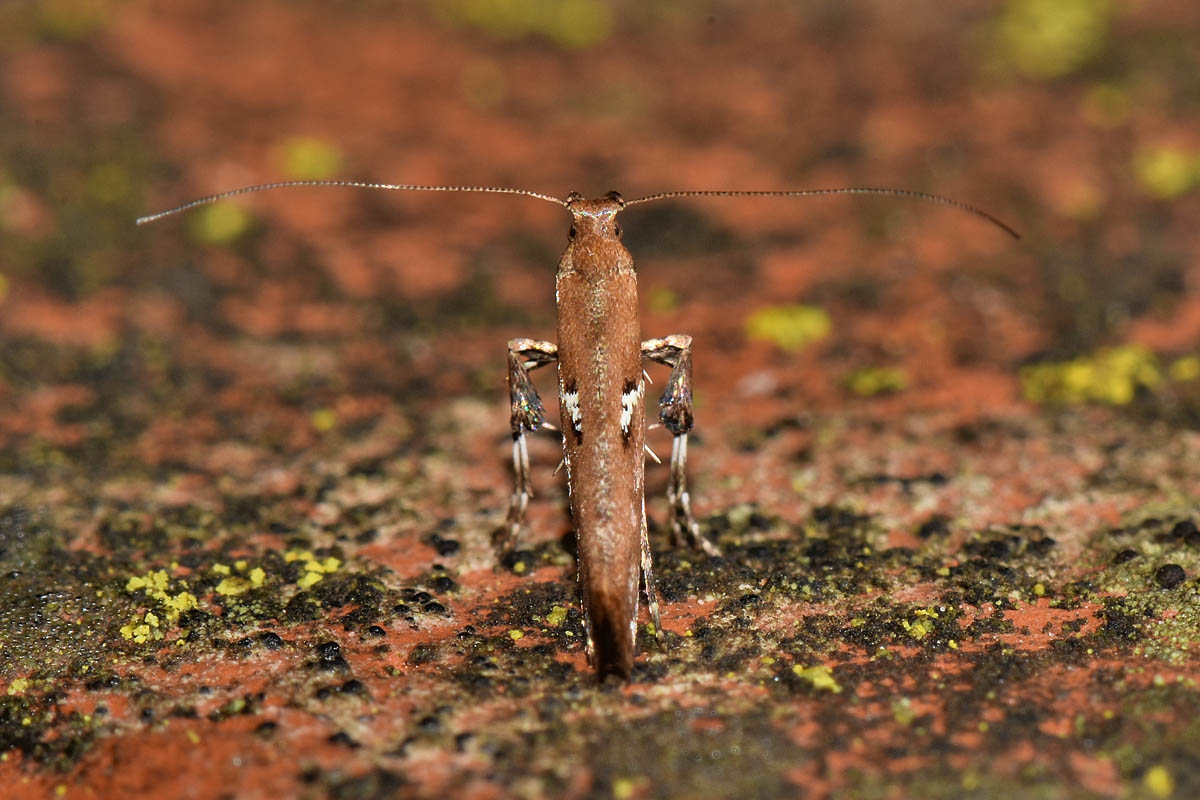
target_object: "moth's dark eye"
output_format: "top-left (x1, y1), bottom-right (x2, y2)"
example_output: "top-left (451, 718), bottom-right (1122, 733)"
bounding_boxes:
top-left (569, 225), bottom-right (577, 239)
top-left (614, 223), bottom-right (622, 237)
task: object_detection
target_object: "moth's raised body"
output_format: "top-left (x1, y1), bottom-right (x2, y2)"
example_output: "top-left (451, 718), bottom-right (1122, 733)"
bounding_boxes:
top-left (505, 191), bottom-right (712, 677)
top-left (138, 179), bottom-right (1018, 680)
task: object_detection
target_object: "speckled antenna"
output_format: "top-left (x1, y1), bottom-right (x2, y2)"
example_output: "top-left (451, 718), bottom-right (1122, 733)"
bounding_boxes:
top-left (138, 180), bottom-right (1018, 239)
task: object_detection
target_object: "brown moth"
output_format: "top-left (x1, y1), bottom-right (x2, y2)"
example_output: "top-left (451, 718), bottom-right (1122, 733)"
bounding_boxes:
top-left (139, 181), bottom-right (1017, 678)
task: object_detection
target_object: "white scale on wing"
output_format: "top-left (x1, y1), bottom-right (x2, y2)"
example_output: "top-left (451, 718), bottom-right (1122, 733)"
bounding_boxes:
top-left (562, 389), bottom-right (582, 438)
top-left (619, 382), bottom-right (644, 436)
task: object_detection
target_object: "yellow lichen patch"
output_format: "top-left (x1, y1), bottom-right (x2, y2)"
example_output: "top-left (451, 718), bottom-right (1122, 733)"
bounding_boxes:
top-left (1134, 146), bottom-right (1200, 200)
top-left (745, 304), bottom-right (832, 352)
top-left (1144, 765), bottom-right (1174, 799)
top-left (297, 572), bottom-right (324, 589)
top-left (1020, 344), bottom-right (1162, 406)
top-left (215, 577), bottom-right (252, 596)
top-left (124, 569), bottom-right (197, 624)
top-left (211, 563), bottom-right (231, 576)
top-left (6, 678), bottom-right (31, 696)
top-left (992, 0), bottom-right (1112, 79)
top-left (286, 550), bottom-right (341, 587)
top-left (275, 136), bottom-right (343, 181)
top-left (891, 698), bottom-right (917, 726)
top-left (311, 408), bottom-right (338, 433)
top-left (189, 202), bottom-right (250, 245)
top-left (118, 623), bottom-right (148, 642)
top-left (792, 664), bottom-right (842, 693)
top-left (36, 0), bottom-right (116, 41)
top-left (508, 629), bottom-right (525, 641)
top-left (845, 366), bottom-right (908, 397)
top-left (545, 605), bottom-right (568, 627)
top-left (1170, 355), bottom-right (1200, 382)
top-left (211, 563), bottom-right (266, 595)
top-left (86, 162), bottom-right (131, 206)
top-left (126, 570), bottom-right (169, 594)
top-left (434, 0), bottom-right (614, 49)
top-left (161, 592), bottom-right (197, 618)
top-left (902, 607), bottom-right (942, 640)
top-left (120, 611), bottom-right (162, 644)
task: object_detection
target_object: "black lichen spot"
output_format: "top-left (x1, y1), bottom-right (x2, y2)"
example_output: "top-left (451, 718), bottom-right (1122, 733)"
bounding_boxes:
top-left (365, 625), bottom-right (386, 638)
top-left (1155, 564), bottom-right (1186, 589)
top-left (1028, 536), bottom-right (1056, 557)
top-left (284, 592), bottom-right (322, 622)
top-left (426, 531), bottom-right (461, 557)
top-left (339, 679), bottom-right (367, 697)
top-left (747, 511), bottom-right (773, 531)
top-left (917, 514), bottom-right (950, 539)
top-left (255, 721), bottom-right (277, 738)
top-left (313, 641), bottom-right (349, 672)
top-left (1100, 603), bottom-right (1141, 642)
top-left (432, 575), bottom-right (457, 593)
top-left (811, 504), bottom-right (869, 528)
top-left (327, 731), bottom-right (360, 748)
top-left (408, 643), bottom-right (438, 666)
top-left (500, 548), bottom-right (536, 572)
top-left (325, 769), bottom-right (407, 799)
top-left (1168, 519), bottom-right (1197, 540)
top-left (258, 631), bottom-right (285, 650)
top-left (1113, 548), bottom-right (1139, 565)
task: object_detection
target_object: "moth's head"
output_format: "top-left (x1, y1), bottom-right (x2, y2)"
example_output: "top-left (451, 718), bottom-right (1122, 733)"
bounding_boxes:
top-left (565, 190), bottom-right (624, 241)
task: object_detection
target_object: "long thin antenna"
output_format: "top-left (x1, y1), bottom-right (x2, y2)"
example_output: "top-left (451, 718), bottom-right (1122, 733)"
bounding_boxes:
top-left (135, 180), bottom-right (569, 225)
top-left (625, 188), bottom-right (1020, 239)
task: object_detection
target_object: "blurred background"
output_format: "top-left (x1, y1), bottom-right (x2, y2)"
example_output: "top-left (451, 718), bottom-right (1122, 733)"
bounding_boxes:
top-left (2, 0), bottom-right (1200, 480)
top-left (3, 3), bottom-right (1200, 796)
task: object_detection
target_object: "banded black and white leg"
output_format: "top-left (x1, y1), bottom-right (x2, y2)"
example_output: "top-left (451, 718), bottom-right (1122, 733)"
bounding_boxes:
top-left (502, 337), bottom-right (558, 553)
top-left (641, 335), bottom-right (721, 557)
top-left (639, 495), bottom-right (664, 643)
